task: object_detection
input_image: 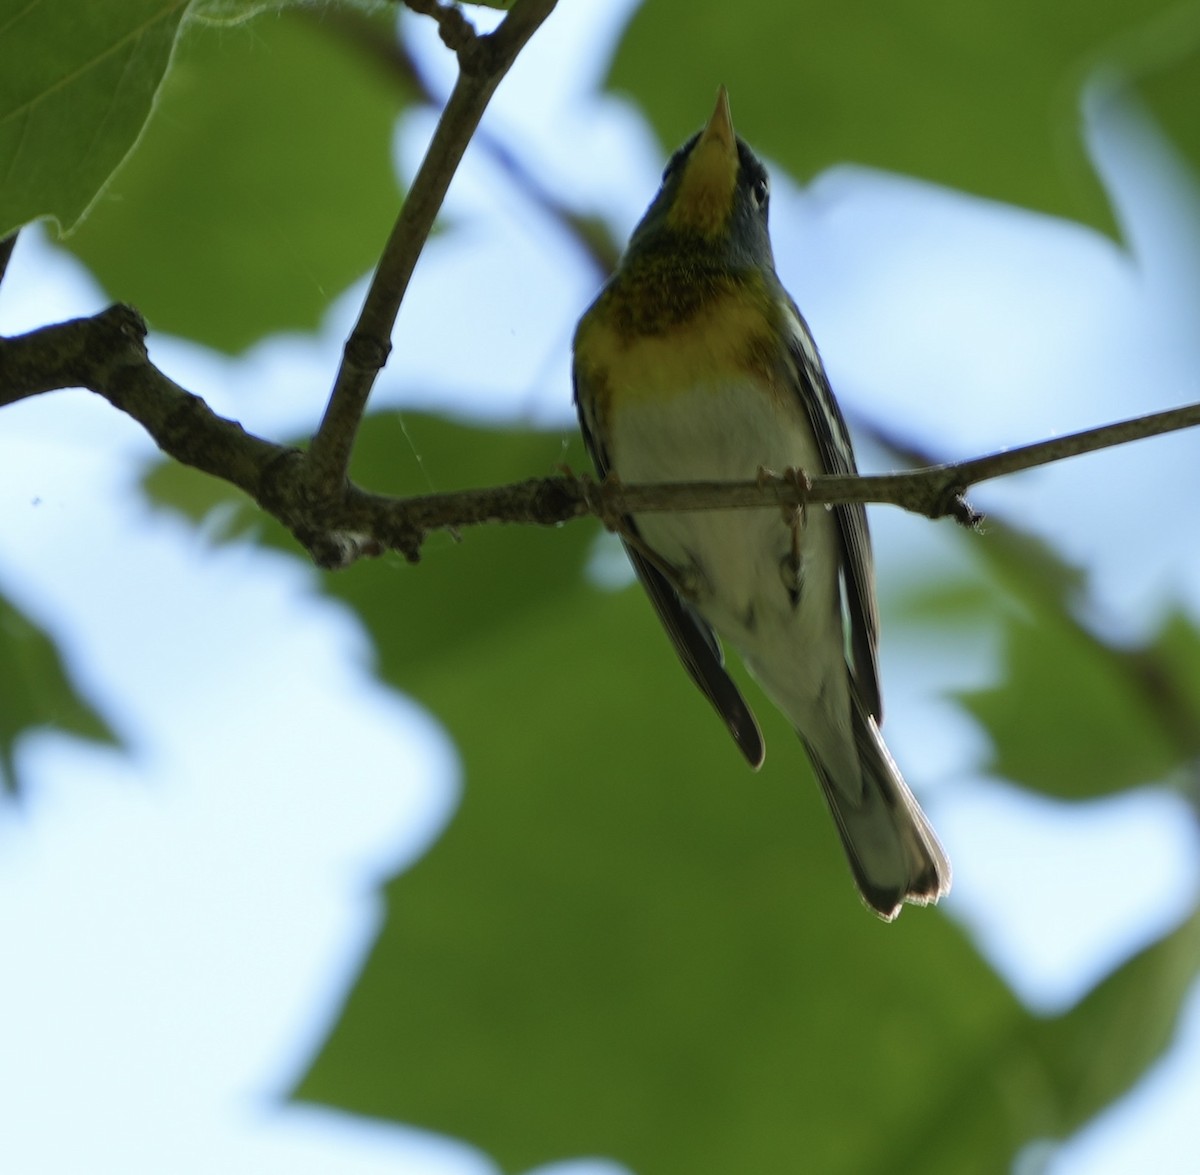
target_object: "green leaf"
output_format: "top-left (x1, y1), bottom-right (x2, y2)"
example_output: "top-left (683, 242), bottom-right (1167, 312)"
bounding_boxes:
top-left (0, 0), bottom-right (190, 238)
top-left (1118, 3), bottom-right (1200, 182)
top-left (959, 610), bottom-right (1182, 798)
top-left (246, 418), bottom-right (1182, 1173)
top-left (191, 0), bottom-right (392, 25)
top-left (972, 525), bottom-right (1090, 619)
top-left (892, 574), bottom-right (997, 625)
top-left (65, 10), bottom-right (410, 352)
top-left (1145, 609), bottom-right (1200, 756)
top-left (296, 544), bottom-right (1017, 1174)
top-left (956, 523), bottom-right (1200, 798)
top-left (141, 415), bottom-right (1200, 1170)
top-left (0, 592), bottom-right (121, 795)
top-left (1030, 907), bottom-right (1200, 1145)
top-left (605, 0), bottom-right (1194, 236)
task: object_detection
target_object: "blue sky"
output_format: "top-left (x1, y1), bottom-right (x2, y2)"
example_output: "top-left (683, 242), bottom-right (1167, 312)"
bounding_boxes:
top-left (2, 2), bottom-right (1200, 1172)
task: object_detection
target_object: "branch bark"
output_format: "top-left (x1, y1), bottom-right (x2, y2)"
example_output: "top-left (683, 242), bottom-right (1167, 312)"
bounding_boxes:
top-left (4, 302), bottom-right (1199, 569)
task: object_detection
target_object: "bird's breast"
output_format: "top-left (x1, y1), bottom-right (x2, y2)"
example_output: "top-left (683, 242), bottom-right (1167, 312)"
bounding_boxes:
top-left (609, 366), bottom-right (833, 638)
top-left (575, 282), bottom-right (850, 743)
top-left (574, 281), bottom-right (784, 436)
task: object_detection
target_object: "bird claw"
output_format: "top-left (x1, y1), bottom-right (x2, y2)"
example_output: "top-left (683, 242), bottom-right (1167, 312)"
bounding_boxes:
top-left (782, 466), bottom-right (812, 498)
top-left (595, 471), bottom-right (631, 534)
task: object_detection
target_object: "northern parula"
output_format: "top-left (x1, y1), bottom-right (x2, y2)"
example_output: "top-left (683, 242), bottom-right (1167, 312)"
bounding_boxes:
top-left (572, 88), bottom-right (950, 919)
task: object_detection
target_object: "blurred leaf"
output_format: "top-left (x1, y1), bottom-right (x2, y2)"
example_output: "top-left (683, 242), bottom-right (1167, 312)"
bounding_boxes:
top-left (959, 609), bottom-right (1181, 799)
top-left (974, 525), bottom-right (1090, 619)
top-left (66, 10), bottom-right (410, 352)
top-left (1031, 906), bottom-right (1200, 1143)
top-left (1121, 3), bottom-right (1200, 180)
top-left (199, 415), bottom-right (1182, 1173)
top-left (297, 530), bottom-right (1013, 1174)
top-left (1144, 609), bottom-right (1200, 759)
top-left (893, 575), bottom-right (997, 624)
top-left (0, 592), bottom-right (120, 795)
top-left (0, 0), bottom-right (189, 238)
top-left (192, 0), bottom-right (393, 25)
top-left (606, 0), bottom-right (1194, 236)
top-left (141, 414), bottom-right (1200, 1170)
top-left (957, 521), bottom-right (1200, 798)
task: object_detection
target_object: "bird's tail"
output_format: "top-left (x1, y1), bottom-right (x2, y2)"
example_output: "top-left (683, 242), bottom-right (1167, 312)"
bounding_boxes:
top-left (800, 701), bottom-right (950, 920)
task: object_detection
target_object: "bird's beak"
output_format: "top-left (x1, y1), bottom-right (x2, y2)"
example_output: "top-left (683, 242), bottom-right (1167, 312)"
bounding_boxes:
top-left (701, 85), bottom-right (737, 155)
top-left (668, 85), bottom-right (739, 237)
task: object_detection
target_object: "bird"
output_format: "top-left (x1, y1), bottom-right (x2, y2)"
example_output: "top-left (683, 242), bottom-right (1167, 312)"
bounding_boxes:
top-left (571, 87), bottom-right (950, 919)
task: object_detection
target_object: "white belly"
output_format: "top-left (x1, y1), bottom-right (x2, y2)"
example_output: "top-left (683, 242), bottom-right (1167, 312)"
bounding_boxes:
top-left (608, 377), bottom-right (844, 688)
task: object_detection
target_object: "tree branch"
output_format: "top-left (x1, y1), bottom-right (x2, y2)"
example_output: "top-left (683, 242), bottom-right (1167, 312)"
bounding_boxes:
top-left (4, 303), bottom-right (1199, 570)
top-left (304, 0), bottom-right (559, 500)
top-left (2, 0), bottom-right (1196, 571)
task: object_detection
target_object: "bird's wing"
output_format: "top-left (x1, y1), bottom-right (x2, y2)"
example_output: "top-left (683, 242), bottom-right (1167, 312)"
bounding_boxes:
top-left (574, 379), bottom-right (765, 768)
top-left (781, 299), bottom-right (883, 720)
top-left (623, 545), bottom-right (765, 767)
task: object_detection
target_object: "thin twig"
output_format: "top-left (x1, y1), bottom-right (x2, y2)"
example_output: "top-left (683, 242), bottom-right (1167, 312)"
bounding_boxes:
top-left (3, 304), bottom-right (1198, 569)
top-left (932, 405), bottom-right (1200, 489)
top-left (305, 0), bottom-right (558, 500)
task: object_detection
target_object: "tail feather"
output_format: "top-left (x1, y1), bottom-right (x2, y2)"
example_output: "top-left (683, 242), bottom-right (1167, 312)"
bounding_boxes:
top-left (801, 701), bottom-right (950, 920)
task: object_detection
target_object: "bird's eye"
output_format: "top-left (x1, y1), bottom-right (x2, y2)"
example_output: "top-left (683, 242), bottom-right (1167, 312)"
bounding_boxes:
top-left (752, 177), bottom-right (769, 207)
